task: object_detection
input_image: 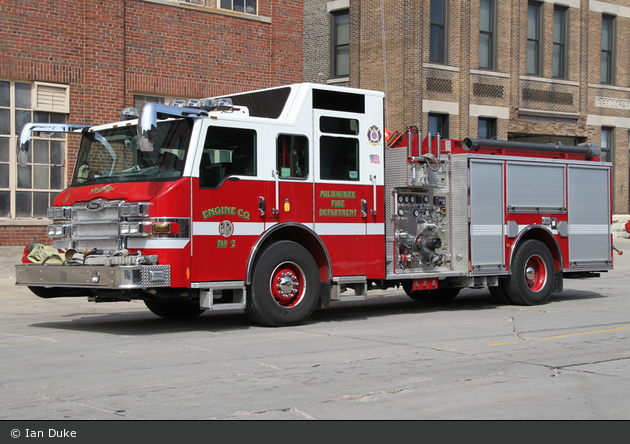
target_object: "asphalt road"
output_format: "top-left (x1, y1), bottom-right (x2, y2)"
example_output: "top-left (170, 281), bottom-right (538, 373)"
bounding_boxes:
top-left (1, 239), bottom-right (629, 422)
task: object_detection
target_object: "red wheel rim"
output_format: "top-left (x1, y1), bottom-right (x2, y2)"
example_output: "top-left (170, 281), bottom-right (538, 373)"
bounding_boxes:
top-left (524, 254), bottom-right (547, 292)
top-left (269, 261), bottom-right (306, 308)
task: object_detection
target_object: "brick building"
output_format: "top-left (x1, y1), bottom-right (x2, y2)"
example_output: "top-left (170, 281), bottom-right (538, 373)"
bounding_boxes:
top-left (305, 0), bottom-right (630, 221)
top-left (0, 0), bottom-right (303, 246)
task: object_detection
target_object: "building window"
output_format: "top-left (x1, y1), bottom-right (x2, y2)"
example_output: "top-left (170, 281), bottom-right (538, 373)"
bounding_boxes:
top-left (553, 7), bottom-right (567, 79)
top-left (478, 117), bottom-right (497, 139)
top-left (133, 94), bottom-right (165, 109)
top-left (428, 113), bottom-right (449, 139)
top-left (0, 80), bottom-right (67, 219)
top-left (430, 0), bottom-right (448, 64)
top-left (220, 0), bottom-right (257, 15)
top-left (601, 127), bottom-right (613, 163)
top-left (527, 2), bottom-right (542, 76)
top-left (332, 10), bottom-right (350, 78)
top-left (479, 0), bottom-right (496, 70)
top-left (601, 15), bottom-right (615, 85)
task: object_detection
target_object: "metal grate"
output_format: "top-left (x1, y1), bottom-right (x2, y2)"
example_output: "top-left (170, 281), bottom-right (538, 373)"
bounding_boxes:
top-left (427, 77), bottom-right (453, 93)
top-left (473, 83), bottom-right (504, 98)
top-left (522, 88), bottom-right (574, 105)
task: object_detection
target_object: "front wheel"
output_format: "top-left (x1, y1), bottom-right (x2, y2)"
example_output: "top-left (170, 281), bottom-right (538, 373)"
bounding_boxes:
top-left (504, 239), bottom-right (555, 305)
top-left (402, 281), bottom-right (461, 302)
top-left (246, 241), bottom-right (320, 327)
top-left (144, 298), bottom-right (205, 319)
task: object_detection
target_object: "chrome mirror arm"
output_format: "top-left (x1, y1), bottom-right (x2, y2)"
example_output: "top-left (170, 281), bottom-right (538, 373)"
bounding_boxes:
top-left (18, 123), bottom-right (91, 166)
top-left (138, 102), bottom-right (208, 152)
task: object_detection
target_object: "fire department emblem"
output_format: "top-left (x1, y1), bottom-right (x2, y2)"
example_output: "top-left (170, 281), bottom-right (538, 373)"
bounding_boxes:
top-left (219, 220), bottom-right (234, 237)
top-left (367, 125), bottom-right (382, 146)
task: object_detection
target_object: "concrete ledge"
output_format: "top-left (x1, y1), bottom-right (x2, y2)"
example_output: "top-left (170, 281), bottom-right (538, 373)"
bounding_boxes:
top-left (0, 247), bottom-right (25, 279)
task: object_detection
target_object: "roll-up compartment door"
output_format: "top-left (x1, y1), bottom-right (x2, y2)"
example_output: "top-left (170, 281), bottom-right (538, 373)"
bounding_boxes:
top-left (470, 159), bottom-right (505, 271)
top-left (568, 165), bottom-right (611, 266)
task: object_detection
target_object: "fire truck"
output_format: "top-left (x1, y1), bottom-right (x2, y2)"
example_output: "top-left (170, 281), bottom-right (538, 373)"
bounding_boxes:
top-left (15, 83), bottom-right (613, 326)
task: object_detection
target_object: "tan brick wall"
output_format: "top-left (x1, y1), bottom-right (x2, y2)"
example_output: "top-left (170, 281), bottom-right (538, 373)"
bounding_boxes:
top-left (350, 0), bottom-right (630, 213)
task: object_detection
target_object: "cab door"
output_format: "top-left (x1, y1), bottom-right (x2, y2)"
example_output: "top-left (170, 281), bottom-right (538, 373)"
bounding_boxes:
top-left (191, 122), bottom-right (265, 283)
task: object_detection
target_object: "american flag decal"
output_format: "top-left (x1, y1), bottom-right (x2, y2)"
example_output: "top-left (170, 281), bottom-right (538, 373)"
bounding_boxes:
top-left (370, 154), bottom-right (380, 164)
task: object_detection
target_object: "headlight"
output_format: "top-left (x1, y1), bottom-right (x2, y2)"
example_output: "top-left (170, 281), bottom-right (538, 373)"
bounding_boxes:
top-left (120, 202), bottom-right (150, 218)
top-left (47, 224), bottom-right (70, 238)
top-left (47, 206), bottom-right (72, 221)
top-left (120, 221), bottom-right (151, 237)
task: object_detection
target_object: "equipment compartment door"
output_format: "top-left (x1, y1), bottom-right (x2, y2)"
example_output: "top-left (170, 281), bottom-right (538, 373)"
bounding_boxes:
top-left (567, 165), bottom-right (612, 266)
top-left (313, 110), bottom-right (370, 277)
top-left (469, 159), bottom-right (505, 271)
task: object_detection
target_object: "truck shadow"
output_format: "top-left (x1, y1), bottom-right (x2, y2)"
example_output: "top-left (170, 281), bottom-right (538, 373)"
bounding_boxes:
top-left (29, 288), bottom-right (606, 336)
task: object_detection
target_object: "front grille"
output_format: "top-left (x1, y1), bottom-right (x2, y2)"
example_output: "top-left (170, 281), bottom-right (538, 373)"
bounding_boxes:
top-left (73, 205), bottom-right (119, 222)
top-left (70, 199), bottom-right (123, 251)
top-left (72, 222), bottom-right (119, 239)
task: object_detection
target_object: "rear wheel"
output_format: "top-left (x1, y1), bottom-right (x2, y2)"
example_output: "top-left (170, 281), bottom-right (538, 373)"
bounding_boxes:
top-left (246, 241), bottom-right (320, 327)
top-left (503, 239), bottom-right (555, 305)
top-left (489, 284), bottom-right (512, 304)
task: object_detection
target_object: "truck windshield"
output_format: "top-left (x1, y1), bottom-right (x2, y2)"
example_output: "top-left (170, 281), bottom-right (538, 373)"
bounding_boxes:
top-left (71, 119), bottom-right (193, 186)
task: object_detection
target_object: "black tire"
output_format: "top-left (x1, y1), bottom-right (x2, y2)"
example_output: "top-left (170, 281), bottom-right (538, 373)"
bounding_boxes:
top-left (246, 240), bottom-right (320, 327)
top-left (402, 281), bottom-right (461, 302)
top-left (503, 239), bottom-right (555, 306)
top-left (144, 298), bottom-right (205, 319)
top-left (489, 283), bottom-right (512, 304)
top-left (27, 286), bottom-right (89, 299)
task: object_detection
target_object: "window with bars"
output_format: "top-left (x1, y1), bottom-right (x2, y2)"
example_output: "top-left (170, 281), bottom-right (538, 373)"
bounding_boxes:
top-left (0, 80), bottom-right (68, 219)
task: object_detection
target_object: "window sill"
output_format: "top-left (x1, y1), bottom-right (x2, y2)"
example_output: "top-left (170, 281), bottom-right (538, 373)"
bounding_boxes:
top-left (520, 75), bottom-right (580, 87)
top-left (139, 0), bottom-right (272, 23)
top-left (423, 63), bottom-right (460, 73)
top-left (470, 69), bottom-right (510, 79)
top-left (0, 219), bottom-right (49, 226)
top-left (326, 77), bottom-right (350, 84)
top-left (589, 83), bottom-right (630, 93)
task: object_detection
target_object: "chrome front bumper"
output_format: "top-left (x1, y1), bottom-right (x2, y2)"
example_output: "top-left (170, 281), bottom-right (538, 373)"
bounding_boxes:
top-left (15, 264), bottom-right (171, 289)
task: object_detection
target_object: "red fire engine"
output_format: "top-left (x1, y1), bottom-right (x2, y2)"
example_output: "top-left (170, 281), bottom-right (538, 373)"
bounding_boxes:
top-left (15, 83), bottom-right (613, 326)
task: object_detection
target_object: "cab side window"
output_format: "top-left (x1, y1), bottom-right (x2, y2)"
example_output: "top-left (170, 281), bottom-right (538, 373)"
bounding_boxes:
top-left (319, 116), bottom-right (359, 181)
top-left (320, 136), bottom-right (359, 181)
top-left (199, 126), bottom-right (256, 188)
top-left (277, 134), bottom-right (308, 179)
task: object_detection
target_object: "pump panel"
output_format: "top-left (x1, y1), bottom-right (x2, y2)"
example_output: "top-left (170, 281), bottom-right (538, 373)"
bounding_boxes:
top-left (393, 189), bottom-right (450, 271)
